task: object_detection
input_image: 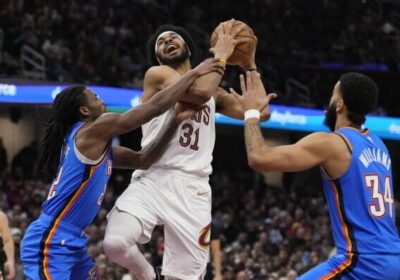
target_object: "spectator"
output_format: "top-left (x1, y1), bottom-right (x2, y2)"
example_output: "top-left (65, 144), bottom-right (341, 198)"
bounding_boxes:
top-left (206, 222), bottom-right (223, 280)
top-left (0, 210), bottom-right (15, 280)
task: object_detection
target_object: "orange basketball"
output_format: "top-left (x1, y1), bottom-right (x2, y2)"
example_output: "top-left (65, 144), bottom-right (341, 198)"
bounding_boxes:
top-left (210, 20), bottom-right (256, 66)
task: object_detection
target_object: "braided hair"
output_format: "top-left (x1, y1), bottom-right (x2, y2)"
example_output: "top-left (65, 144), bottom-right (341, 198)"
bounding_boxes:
top-left (36, 86), bottom-right (86, 181)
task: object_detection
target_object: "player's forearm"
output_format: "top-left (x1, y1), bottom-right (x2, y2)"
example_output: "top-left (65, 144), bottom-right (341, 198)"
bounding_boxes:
top-left (187, 70), bottom-right (224, 104)
top-left (216, 92), bottom-right (245, 120)
top-left (150, 69), bottom-right (200, 109)
top-left (244, 118), bottom-right (270, 171)
top-left (186, 55), bottom-right (226, 104)
top-left (113, 114), bottom-right (179, 169)
top-left (112, 147), bottom-right (143, 170)
top-left (4, 237), bottom-right (15, 264)
top-left (113, 70), bottom-right (198, 135)
top-left (137, 69), bottom-right (200, 114)
top-left (140, 112), bottom-right (179, 166)
top-left (242, 60), bottom-right (257, 71)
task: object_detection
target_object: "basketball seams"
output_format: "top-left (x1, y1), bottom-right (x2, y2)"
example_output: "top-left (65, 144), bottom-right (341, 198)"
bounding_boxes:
top-left (210, 20), bottom-right (256, 64)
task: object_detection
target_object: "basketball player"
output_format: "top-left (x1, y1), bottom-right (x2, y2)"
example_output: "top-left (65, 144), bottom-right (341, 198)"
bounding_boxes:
top-left (234, 71), bottom-right (400, 279)
top-left (103, 20), bottom-right (266, 280)
top-left (19, 58), bottom-right (223, 280)
top-left (0, 210), bottom-right (15, 280)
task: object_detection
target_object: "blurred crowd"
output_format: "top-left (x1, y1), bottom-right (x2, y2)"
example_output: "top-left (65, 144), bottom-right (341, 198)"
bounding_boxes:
top-left (1, 0), bottom-right (399, 101)
top-left (2, 141), bottom-right (398, 280)
top-left (0, 1), bottom-right (400, 279)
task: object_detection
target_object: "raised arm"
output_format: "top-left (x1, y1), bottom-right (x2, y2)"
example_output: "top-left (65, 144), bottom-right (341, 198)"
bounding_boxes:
top-left (233, 71), bottom-right (337, 173)
top-left (244, 127), bottom-right (332, 172)
top-left (214, 87), bottom-right (270, 121)
top-left (91, 59), bottom-right (222, 138)
top-left (186, 20), bottom-right (252, 104)
top-left (112, 104), bottom-right (190, 170)
top-left (76, 59), bottom-right (222, 161)
top-left (214, 87), bottom-right (244, 119)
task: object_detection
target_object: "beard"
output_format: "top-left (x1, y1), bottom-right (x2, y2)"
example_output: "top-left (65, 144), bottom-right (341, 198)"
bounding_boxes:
top-left (324, 104), bottom-right (337, 131)
top-left (157, 47), bottom-right (190, 67)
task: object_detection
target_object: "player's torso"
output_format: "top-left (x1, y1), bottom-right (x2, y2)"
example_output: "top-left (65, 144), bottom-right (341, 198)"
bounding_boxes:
top-left (41, 122), bottom-right (112, 230)
top-left (137, 97), bottom-right (216, 178)
top-left (321, 128), bottom-right (400, 254)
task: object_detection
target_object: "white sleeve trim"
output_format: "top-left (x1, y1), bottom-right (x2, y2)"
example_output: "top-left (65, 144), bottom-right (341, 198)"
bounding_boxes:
top-left (73, 140), bottom-right (104, 165)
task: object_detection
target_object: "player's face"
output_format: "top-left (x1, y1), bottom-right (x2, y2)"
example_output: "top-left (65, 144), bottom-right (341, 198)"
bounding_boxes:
top-left (155, 32), bottom-right (189, 66)
top-left (324, 81), bottom-right (341, 131)
top-left (82, 89), bottom-right (106, 120)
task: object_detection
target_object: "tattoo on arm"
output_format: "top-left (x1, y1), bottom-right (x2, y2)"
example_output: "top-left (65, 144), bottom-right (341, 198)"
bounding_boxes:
top-left (244, 119), bottom-right (265, 155)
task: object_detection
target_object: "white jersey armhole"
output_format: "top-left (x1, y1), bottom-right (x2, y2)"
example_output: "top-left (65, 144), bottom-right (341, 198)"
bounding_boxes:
top-left (73, 140), bottom-right (104, 165)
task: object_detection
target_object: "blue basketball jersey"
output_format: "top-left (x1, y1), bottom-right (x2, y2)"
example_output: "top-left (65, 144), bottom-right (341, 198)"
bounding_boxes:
top-left (321, 127), bottom-right (400, 255)
top-left (41, 121), bottom-right (113, 230)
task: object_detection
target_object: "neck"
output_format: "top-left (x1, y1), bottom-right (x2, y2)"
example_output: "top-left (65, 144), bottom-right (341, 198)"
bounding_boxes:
top-left (335, 116), bottom-right (361, 131)
top-left (169, 59), bottom-right (191, 75)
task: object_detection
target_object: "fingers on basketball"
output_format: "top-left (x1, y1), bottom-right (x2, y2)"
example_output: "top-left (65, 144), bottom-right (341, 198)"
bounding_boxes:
top-left (210, 20), bottom-right (257, 66)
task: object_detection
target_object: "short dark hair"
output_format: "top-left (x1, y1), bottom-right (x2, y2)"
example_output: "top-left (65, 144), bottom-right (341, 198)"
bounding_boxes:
top-left (339, 72), bottom-right (379, 126)
top-left (146, 24), bottom-right (197, 65)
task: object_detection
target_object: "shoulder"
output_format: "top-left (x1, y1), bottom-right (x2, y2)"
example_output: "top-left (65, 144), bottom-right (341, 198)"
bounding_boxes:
top-left (143, 66), bottom-right (179, 101)
top-left (306, 131), bottom-right (336, 141)
top-left (298, 132), bottom-right (340, 151)
top-left (144, 65), bottom-right (178, 82)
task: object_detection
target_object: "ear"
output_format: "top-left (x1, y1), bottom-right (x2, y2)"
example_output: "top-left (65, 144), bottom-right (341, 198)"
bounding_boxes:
top-left (79, 106), bottom-right (90, 118)
top-left (336, 99), bottom-right (345, 112)
top-left (155, 51), bottom-right (163, 65)
top-left (185, 44), bottom-right (191, 57)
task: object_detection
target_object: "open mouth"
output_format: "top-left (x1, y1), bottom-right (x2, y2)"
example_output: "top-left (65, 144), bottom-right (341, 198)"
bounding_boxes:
top-left (165, 44), bottom-right (179, 54)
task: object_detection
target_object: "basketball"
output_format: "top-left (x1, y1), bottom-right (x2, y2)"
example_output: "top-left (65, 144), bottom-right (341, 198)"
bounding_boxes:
top-left (210, 20), bottom-right (257, 66)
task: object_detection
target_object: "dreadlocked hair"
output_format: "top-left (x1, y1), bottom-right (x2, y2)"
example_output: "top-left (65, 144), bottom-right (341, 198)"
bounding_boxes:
top-left (36, 85), bottom-right (86, 182)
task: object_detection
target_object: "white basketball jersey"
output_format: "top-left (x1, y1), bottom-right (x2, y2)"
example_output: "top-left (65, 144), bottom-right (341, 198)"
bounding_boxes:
top-left (134, 97), bottom-right (216, 178)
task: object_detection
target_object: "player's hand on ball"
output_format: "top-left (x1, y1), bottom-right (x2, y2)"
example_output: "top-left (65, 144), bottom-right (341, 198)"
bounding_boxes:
top-left (231, 71), bottom-right (277, 119)
top-left (241, 35), bottom-right (257, 70)
top-left (210, 19), bottom-right (249, 61)
top-left (174, 102), bottom-right (199, 123)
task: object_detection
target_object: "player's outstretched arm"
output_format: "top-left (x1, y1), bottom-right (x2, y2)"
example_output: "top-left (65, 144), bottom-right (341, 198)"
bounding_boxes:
top-left (214, 35), bottom-right (265, 120)
top-left (112, 103), bottom-right (194, 170)
top-left (214, 86), bottom-right (270, 120)
top-left (245, 128), bottom-right (332, 172)
top-left (89, 58), bottom-right (222, 139)
top-left (233, 71), bottom-right (333, 173)
top-left (185, 19), bottom-right (250, 105)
